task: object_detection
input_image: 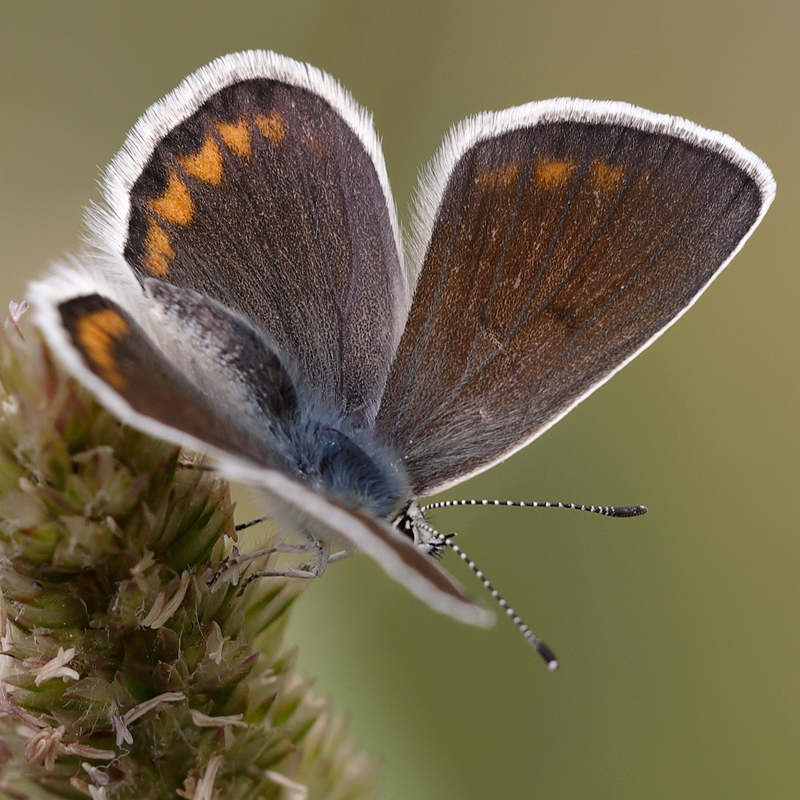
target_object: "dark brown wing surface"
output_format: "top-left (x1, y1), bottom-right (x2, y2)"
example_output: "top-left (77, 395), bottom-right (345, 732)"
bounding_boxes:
top-left (378, 104), bottom-right (772, 495)
top-left (121, 72), bottom-right (405, 424)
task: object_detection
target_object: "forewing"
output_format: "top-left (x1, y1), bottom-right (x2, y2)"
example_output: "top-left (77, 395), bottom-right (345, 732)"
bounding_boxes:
top-left (378, 100), bottom-right (775, 495)
top-left (99, 51), bottom-right (407, 423)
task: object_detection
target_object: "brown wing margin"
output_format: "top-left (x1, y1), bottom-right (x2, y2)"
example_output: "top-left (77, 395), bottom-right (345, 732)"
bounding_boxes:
top-left (378, 113), bottom-right (771, 496)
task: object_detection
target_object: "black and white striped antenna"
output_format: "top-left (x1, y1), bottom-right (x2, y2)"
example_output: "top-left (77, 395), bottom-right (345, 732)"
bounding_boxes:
top-left (418, 500), bottom-right (647, 671)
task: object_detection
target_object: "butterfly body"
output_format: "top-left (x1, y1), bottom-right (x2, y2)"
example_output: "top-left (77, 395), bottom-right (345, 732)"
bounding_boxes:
top-left (31, 50), bottom-right (775, 636)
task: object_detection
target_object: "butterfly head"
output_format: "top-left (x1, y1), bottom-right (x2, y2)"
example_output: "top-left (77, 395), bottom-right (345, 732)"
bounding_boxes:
top-left (392, 499), bottom-right (447, 559)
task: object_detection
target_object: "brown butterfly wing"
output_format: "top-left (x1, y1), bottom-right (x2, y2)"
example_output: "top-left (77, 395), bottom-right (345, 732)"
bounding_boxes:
top-left (117, 59), bottom-right (406, 425)
top-left (378, 104), bottom-right (773, 496)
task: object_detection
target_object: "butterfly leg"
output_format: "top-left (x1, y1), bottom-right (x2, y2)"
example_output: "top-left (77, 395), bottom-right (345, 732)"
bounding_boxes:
top-left (210, 540), bottom-right (321, 586)
top-left (290, 537), bottom-right (354, 569)
top-left (235, 536), bottom-right (333, 592)
top-left (234, 514), bottom-right (271, 532)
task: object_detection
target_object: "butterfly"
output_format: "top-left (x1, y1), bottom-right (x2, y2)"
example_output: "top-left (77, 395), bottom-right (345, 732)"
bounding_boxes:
top-left (31, 50), bottom-right (774, 667)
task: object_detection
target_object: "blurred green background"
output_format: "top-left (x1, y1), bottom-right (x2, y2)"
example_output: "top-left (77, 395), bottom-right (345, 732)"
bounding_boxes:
top-left (2, 2), bottom-right (797, 798)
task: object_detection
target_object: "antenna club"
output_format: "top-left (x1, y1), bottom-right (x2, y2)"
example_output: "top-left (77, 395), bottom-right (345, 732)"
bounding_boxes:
top-left (443, 535), bottom-right (559, 671)
top-left (612, 505), bottom-right (648, 517)
top-left (536, 641), bottom-right (559, 671)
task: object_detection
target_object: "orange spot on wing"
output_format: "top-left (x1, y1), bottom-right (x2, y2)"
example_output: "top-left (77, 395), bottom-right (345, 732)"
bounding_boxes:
top-left (255, 111), bottom-right (287, 146)
top-left (179, 134), bottom-right (223, 184)
top-left (477, 162), bottom-right (520, 190)
top-left (147, 169), bottom-right (194, 225)
top-left (215, 117), bottom-right (251, 157)
top-left (143, 220), bottom-right (174, 277)
top-left (75, 309), bottom-right (130, 389)
top-left (590, 160), bottom-right (625, 192)
top-left (535, 158), bottom-right (575, 189)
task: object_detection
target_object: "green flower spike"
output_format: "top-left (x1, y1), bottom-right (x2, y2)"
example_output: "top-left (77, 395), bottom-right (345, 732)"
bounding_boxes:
top-left (0, 304), bottom-right (379, 800)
